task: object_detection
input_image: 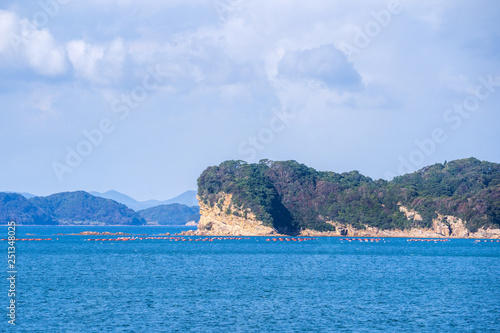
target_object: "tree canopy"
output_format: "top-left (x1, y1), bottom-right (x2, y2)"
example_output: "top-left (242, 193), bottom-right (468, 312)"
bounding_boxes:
top-left (198, 158), bottom-right (500, 233)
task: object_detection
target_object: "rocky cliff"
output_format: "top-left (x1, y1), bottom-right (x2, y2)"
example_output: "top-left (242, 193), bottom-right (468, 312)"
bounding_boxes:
top-left (299, 208), bottom-right (500, 238)
top-left (196, 194), bottom-right (280, 236)
top-left (193, 201), bottom-right (500, 238)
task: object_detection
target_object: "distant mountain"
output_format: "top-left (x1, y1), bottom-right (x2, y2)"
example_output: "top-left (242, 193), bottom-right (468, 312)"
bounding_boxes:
top-left (1, 191), bottom-right (202, 226)
top-left (89, 190), bottom-right (139, 209)
top-left (140, 190), bottom-right (199, 209)
top-left (163, 190), bottom-right (199, 206)
top-left (0, 190), bottom-right (199, 226)
top-left (30, 191), bottom-right (145, 225)
top-left (18, 192), bottom-right (37, 199)
top-left (0, 192), bottom-right (56, 225)
top-left (3, 192), bottom-right (37, 199)
top-left (91, 190), bottom-right (198, 211)
top-left (138, 204), bottom-right (200, 225)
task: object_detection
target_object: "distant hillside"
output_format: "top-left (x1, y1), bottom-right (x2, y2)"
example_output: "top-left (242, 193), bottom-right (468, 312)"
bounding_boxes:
top-left (2, 192), bottom-right (37, 199)
top-left (89, 190), bottom-right (140, 209)
top-left (29, 191), bottom-right (145, 225)
top-left (17, 192), bottom-right (37, 199)
top-left (161, 190), bottom-right (199, 207)
top-left (197, 158), bottom-right (500, 234)
top-left (0, 193), bottom-right (56, 225)
top-left (91, 190), bottom-right (198, 211)
top-left (1, 190), bottom-right (202, 226)
top-left (138, 204), bottom-right (200, 225)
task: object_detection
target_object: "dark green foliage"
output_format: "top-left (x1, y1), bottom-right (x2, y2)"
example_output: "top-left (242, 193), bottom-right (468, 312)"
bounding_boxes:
top-left (198, 158), bottom-right (500, 234)
top-left (29, 191), bottom-right (146, 225)
top-left (138, 204), bottom-right (200, 225)
top-left (0, 193), bottom-right (56, 225)
top-left (393, 158), bottom-right (500, 231)
top-left (197, 160), bottom-right (298, 234)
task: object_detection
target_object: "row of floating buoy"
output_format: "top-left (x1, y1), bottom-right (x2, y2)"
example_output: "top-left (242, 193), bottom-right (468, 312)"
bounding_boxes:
top-left (85, 236), bottom-right (252, 242)
top-left (3, 236), bottom-right (497, 243)
top-left (1, 238), bottom-right (52, 241)
top-left (85, 236), bottom-right (319, 242)
top-left (407, 239), bottom-right (449, 242)
top-left (265, 238), bottom-right (316, 242)
top-left (340, 238), bottom-right (381, 242)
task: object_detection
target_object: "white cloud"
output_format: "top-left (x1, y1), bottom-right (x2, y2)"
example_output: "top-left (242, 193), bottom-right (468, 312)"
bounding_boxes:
top-left (0, 10), bottom-right (66, 76)
top-left (24, 28), bottom-right (67, 76)
top-left (66, 40), bottom-right (104, 81)
top-left (0, 10), bottom-right (18, 53)
top-left (84, 0), bottom-right (209, 8)
top-left (277, 44), bottom-right (362, 89)
top-left (66, 38), bottom-right (126, 84)
top-left (1, 0), bottom-right (500, 197)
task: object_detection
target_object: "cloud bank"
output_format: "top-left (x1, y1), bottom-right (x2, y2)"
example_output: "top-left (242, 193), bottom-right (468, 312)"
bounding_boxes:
top-left (0, 0), bottom-right (499, 200)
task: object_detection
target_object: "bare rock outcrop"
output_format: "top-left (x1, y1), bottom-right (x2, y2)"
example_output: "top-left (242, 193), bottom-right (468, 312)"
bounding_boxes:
top-left (298, 209), bottom-right (500, 239)
top-left (195, 200), bottom-right (500, 238)
top-left (196, 194), bottom-right (280, 236)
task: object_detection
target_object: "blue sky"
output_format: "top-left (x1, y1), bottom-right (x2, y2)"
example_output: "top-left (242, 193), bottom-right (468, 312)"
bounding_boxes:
top-left (1, 0), bottom-right (499, 201)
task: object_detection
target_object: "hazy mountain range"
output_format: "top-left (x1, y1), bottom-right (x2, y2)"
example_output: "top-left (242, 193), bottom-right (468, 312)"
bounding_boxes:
top-left (90, 190), bottom-right (198, 211)
top-left (14, 190), bottom-right (198, 211)
top-left (5, 191), bottom-right (37, 199)
top-left (1, 190), bottom-right (200, 226)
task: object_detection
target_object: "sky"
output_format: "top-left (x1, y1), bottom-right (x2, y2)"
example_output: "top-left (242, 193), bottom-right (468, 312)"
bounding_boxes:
top-left (0, 0), bottom-right (499, 201)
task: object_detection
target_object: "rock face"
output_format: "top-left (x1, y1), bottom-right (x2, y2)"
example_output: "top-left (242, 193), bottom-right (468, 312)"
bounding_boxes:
top-left (299, 208), bottom-right (500, 238)
top-left (399, 205), bottom-right (423, 221)
top-left (196, 194), bottom-right (280, 236)
top-left (196, 201), bottom-right (500, 238)
top-left (432, 214), bottom-right (467, 237)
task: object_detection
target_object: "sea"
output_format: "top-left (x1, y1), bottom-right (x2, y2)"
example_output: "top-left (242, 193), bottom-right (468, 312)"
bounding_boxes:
top-left (1, 225), bottom-right (499, 332)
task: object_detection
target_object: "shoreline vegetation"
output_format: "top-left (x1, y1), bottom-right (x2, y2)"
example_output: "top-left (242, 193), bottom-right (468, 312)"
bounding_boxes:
top-left (197, 157), bottom-right (500, 238)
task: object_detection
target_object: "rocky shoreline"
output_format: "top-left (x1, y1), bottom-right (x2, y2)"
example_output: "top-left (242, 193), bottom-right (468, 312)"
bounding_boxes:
top-left (177, 229), bottom-right (500, 239)
top-left (193, 197), bottom-right (500, 239)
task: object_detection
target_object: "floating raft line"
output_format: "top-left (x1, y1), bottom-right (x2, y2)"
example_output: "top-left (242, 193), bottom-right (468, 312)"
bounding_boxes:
top-left (265, 238), bottom-right (316, 242)
top-left (407, 239), bottom-right (450, 242)
top-left (339, 238), bottom-right (381, 242)
top-left (1, 238), bottom-right (52, 241)
top-left (85, 236), bottom-right (318, 242)
top-left (473, 239), bottom-right (500, 243)
top-left (85, 236), bottom-right (253, 242)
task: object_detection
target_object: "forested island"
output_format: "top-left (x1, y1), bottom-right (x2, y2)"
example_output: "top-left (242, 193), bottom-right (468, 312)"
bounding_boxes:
top-left (196, 158), bottom-right (500, 238)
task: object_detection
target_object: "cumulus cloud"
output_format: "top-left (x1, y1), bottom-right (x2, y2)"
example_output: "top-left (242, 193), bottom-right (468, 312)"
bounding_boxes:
top-left (0, 10), bottom-right (66, 76)
top-left (0, 10), bottom-right (18, 53)
top-left (277, 44), bottom-right (362, 89)
top-left (66, 38), bottom-right (126, 84)
top-left (24, 28), bottom-right (67, 76)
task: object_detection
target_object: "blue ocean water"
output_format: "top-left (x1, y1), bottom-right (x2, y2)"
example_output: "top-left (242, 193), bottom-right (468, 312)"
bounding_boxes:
top-left (2, 226), bottom-right (500, 332)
